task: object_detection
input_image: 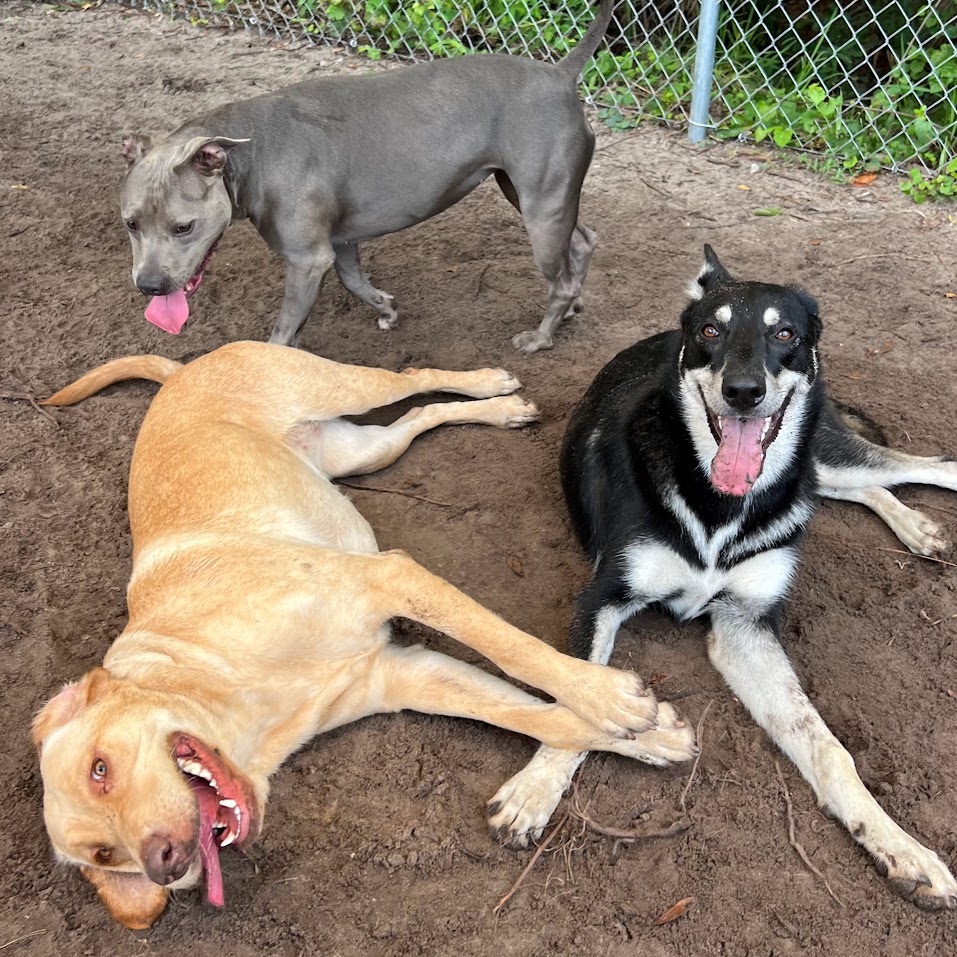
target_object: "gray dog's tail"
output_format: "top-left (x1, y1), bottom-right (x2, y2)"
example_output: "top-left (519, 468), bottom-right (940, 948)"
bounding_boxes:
top-left (42, 355), bottom-right (183, 407)
top-left (559, 0), bottom-right (614, 77)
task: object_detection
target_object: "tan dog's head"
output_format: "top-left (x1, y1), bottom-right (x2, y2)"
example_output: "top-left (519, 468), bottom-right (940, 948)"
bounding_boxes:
top-left (34, 668), bottom-right (259, 929)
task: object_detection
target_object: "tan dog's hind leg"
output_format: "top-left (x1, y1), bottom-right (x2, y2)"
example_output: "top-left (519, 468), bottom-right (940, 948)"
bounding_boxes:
top-left (296, 396), bottom-right (540, 479)
top-left (339, 550), bottom-right (658, 737)
top-left (368, 643), bottom-right (696, 763)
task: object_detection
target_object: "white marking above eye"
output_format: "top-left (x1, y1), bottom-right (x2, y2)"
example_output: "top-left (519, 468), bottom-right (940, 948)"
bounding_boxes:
top-left (763, 307), bottom-right (781, 326)
top-left (715, 304), bottom-right (732, 323)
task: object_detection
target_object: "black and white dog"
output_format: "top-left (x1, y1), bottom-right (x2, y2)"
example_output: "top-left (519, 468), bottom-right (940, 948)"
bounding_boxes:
top-left (488, 246), bottom-right (957, 909)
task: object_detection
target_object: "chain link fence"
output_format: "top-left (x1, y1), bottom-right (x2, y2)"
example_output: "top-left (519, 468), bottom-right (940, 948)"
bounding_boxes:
top-left (122, 0), bottom-right (957, 173)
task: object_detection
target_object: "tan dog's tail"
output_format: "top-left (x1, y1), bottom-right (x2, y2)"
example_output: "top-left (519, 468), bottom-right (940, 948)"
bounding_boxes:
top-left (41, 356), bottom-right (182, 407)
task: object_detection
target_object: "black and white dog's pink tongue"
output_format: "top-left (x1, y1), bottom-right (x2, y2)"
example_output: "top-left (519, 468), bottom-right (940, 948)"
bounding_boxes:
top-left (192, 781), bottom-right (225, 907)
top-left (711, 416), bottom-right (765, 496)
top-left (145, 289), bottom-right (189, 334)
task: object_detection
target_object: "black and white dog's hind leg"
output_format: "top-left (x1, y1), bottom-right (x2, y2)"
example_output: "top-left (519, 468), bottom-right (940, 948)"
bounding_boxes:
top-left (487, 577), bottom-right (698, 847)
top-left (815, 401), bottom-right (957, 556)
top-left (708, 603), bottom-right (957, 909)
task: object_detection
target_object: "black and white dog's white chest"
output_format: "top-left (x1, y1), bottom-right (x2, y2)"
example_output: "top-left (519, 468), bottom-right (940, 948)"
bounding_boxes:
top-left (618, 492), bottom-right (808, 622)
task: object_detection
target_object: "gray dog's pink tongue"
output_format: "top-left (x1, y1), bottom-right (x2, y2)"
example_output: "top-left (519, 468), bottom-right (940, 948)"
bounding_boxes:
top-left (710, 416), bottom-right (766, 496)
top-left (145, 289), bottom-right (189, 334)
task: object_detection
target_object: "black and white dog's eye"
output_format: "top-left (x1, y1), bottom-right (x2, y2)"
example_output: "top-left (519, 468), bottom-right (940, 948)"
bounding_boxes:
top-left (775, 328), bottom-right (795, 341)
top-left (701, 324), bottom-right (720, 339)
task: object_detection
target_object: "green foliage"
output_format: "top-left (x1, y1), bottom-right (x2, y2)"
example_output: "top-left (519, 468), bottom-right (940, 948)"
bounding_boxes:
top-left (900, 158), bottom-right (957, 202)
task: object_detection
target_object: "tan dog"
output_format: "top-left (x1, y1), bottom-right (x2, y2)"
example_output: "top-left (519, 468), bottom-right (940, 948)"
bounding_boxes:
top-left (34, 342), bottom-right (697, 930)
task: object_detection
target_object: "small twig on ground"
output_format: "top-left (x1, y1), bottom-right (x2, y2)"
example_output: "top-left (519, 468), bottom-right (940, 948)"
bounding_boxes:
top-left (818, 535), bottom-right (957, 569)
top-left (911, 499), bottom-right (957, 519)
top-left (493, 810), bottom-right (570, 916)
top-left (595, 129), bottom-right (645, 153)
top-left (0, 390), bottom-right (59, 427)
top-left (0, 930), bottom-right (47, 952)
top-left (919, 609), bottom-right (957, 627)
top-left (774, 761), bottom-right (846, 908)
top-left (474, 262), bottom-right (491, 297)
top-left (679, 698), bottom-right (714, 816)
top-left (570, 780), bottom-right (690, 844)
top-left (335, 480), bottom-right (457, 508)
top-left (835, 253), bottom-right (924, 268)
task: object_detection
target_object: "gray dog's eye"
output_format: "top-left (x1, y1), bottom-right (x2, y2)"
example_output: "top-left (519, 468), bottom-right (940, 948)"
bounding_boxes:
top-left (174, 222), bottom-right (195, 236)
top-left (125, 220), bottom-right (137, 232)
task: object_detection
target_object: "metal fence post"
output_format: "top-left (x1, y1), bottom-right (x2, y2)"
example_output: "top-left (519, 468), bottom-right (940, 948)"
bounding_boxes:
top-left (689, 0), bottom-right (720, 144)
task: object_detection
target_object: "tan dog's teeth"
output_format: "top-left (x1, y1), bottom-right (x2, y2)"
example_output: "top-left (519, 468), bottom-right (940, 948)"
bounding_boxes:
top-left (179, 760), bottom-right (203, 775)
top-left (220, 832), bottom-right (236, 847)
top-left (219, 798), bottom-right (237, 808)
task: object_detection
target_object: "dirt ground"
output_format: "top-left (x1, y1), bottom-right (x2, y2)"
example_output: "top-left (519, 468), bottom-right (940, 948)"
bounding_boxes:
top-left (2, 3), bottom-right (957, 955)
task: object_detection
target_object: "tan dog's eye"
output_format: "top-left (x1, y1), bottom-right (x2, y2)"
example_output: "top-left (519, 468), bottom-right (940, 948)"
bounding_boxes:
top-left (91, 758), bottom-right (108, 781)
top-left (94, 846), bottom-right (113, 865)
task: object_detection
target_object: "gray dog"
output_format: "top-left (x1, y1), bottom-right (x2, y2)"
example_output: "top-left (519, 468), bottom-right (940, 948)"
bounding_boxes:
top-left (120, 0), bottom-right (613, 352)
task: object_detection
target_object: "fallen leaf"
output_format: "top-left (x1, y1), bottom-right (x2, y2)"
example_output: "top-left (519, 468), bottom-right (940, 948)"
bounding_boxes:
top-left (736, 184), bottom-right (751, 191)
top-left (844, 373), bottom-right (867, 380)
top-left (753, 207), bottom-right (782, 217)
top-left (655, 897), bottom-right (696, 925)
top-left (868, 339), bottom-right (894, 357)
top-left (945, 292), bottom-right (956, 299)
top-left (808, 239), bottom-right (823, 246)
top-left (505, 555), bottom-right (524, 577)
top-left (947, 689), bottom-right (956, 699)
top-left (851, 172), bottom-right (878, 187)
top-left (647, 672), bottom-right (670, 688)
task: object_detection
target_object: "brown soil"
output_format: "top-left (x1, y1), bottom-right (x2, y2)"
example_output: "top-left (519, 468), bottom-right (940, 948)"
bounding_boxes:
top-left (2, 4), bottom-right (957, 955)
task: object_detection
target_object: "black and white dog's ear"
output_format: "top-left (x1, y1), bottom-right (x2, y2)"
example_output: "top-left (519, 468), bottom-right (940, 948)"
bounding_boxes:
top-left (791, 285), bottom-right (823, 344)
top-left (686, 244), bottom-right (733, 300)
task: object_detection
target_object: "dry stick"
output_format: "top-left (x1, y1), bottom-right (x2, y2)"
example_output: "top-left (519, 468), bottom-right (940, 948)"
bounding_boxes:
top-left (679, 698), bottom-right (715, 816)
top-left (0, 390), bottom-right (59, 427)
top-left (493, 810), bottom-right (571, 916)
top-left (911, 499), bottom-right (957, 519)
top-left (836, 253), bottom-right (924, 268)
top-left (569, 780), bottom-right (691, 844)
top-left (774, 761), bottom-right (846, 908)
top-left (335, 480), bottom-right (457, 508)
top-left (0, 930), bottom-right (47, 952)
top-left (819, 535), bottom-right (957, 570)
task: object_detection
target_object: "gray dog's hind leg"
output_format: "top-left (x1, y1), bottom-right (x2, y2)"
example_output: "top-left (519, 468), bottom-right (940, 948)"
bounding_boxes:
top-left (334, 242), bottom-right (399, 330)
top-left (268, 245), bottom-right (336, 346)
top-left (564, 224), bottom-right (598, 319)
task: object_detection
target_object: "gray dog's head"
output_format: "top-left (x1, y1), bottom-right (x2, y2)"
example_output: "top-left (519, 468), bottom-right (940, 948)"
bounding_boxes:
top-left (119, 134), bottom-right (246, 333)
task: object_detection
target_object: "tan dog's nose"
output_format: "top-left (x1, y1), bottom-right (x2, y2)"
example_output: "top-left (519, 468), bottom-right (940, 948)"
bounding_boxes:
top-left (142, 834), bottom-right (194, 885)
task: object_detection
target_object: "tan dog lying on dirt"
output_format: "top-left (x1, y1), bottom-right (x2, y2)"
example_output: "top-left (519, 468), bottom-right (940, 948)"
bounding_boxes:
top-left (34, 342), bottom-right (697, 930)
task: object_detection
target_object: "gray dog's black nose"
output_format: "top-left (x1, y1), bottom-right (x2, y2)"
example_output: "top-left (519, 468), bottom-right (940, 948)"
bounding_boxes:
top-left (722, 375), bottom-right (766, 411)
top-left (142, 834), bottom-right (194, 886)
top-left (136, 278), bottom-right (168, 297)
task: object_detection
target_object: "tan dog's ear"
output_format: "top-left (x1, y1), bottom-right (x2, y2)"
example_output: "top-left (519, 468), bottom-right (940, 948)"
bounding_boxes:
top-left (80, 866), bottom-right (169, 930)
top-left (32, 668), bottom-right (114, 750)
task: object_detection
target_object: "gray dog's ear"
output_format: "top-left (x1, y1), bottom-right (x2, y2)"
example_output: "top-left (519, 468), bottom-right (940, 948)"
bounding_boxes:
top-left (686, 243), bottom-right (733, 300)
top-left (171, 135), bottom-right (250, 177)
top-left (121, 134), bottom-right (152, 167)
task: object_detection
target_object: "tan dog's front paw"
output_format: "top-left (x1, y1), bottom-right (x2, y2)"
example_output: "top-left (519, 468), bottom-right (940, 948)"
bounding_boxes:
top-left (609, 702), bottom-right (699, 766)
top-left (493, 394), bottom-right (540, 428)
top-left (558, 662), bottom-right (658, 737)
top-left (467, 368), bottom-right (523, 399)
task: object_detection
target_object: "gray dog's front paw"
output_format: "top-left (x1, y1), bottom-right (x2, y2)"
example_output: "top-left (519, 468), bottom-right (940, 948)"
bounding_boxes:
top-left (511, 330), bottom-right (554, 353)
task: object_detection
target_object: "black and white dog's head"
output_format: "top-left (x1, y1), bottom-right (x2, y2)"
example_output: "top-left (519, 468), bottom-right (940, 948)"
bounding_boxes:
top-left (677, 245), bottom-right (822, 497)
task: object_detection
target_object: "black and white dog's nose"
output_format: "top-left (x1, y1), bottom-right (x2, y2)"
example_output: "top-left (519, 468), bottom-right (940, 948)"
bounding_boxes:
top-left (722, 375), bottom-right (766, 411)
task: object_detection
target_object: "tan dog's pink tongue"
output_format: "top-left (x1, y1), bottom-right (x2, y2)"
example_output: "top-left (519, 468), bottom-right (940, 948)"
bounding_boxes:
top-left (191, 780), bottom-right (225, 907)
top-left (145, 289), bottom-right (189, 334)
top-left (710, 416), bottom-right (766, 496)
